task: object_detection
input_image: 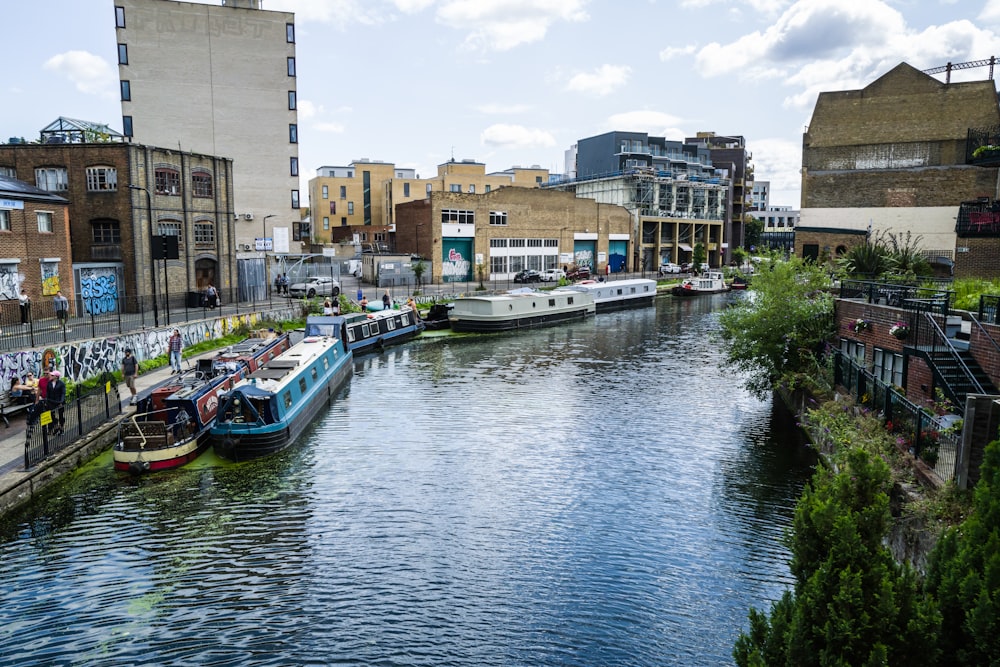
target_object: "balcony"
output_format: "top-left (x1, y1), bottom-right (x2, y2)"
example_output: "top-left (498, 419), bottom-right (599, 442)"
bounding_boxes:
top-left (956, 200), bottom-right (1000, 237)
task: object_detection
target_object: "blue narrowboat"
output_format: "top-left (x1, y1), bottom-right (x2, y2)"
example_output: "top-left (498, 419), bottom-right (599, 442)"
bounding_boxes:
top-left (211, 330), bottom-right (353, 462)
top-left (306, 305), bottom-right (423, 356)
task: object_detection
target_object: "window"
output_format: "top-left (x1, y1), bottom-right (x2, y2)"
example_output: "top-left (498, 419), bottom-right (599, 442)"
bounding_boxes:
top-left (35, 167), bottom-right (68, 192)
top-left (286, 23), bottom-right (295, 43)
top-left (323, 216), bottom-right (329, 230)
top-left (489, 211), bottom-right (507, 226)
top-left (115, 6), bottom-right (126, 28)
top-left (155, 168), bottom-right (181, 195)
top-left (527, 239), bottom-right (542, 247)
top-left (469, 184), bottom-right (475, 193)
top-left (322, 185), bottom-right (328, 199)
top-left (450, 184), bottom-right (461, 192)
top-left (118, 43), bottom-right (128, 65)
top-left (289, 124), bottom-right (297, 143)
top-left (37, 211), bottom-right (53, 233)
top-left (194, 222), bottom-right (215, 244)
top-left (290, 157), bottom-right (298, 177)
top-left (122, 116), bottom-right (133, 137)
top-left (288, 91), bottom-right (296, 110)
top-left (536, 176), bottom-right (542, 184)
top-left (509, 238), bottom-right (525, 248)
top-left (86, 166), bottom-right (118, 192)
top-left (347, 201), bottom-right (354, 215)
top-left (192, 171), bottom-right (213, 198)
top-left (874, 348), bottom-right (904, 388)
top-left (340, 185), bottom-right (346, 198)
top-left (426, 183), bottom-right (432, 195)
top-left (840, 339), bottom-right (865, 363)
top-left (158, 221), bottom-right (182, 242)
top-left (0, 210), bottom-right (9, 232)
top-left (441, 209), bottom-right (474, 224)
top-left (544, 239), bottom-right (558, 247)
top-left (287, 57), bottom-right (296, 76)
top-left (485, 184), bottom-right (491, 193)
top-left (490, 255), bottom-right (507, 273)
top-left (92, 220), bottom-right (120, 244)
top-left (341, 217), bottom-right (347, 226)
top-left (329, 202), bottom-right (336, 214)
top-left (0, 166), bottom-right (15, 178)
top-left (120, 80), bottom-right (131, 101)
top-left (291, 190), bottom-right (300, 208)
top-left (403, 183), bottom-right (410, 197)
top-left (490, 238), bottom-right (508, 248)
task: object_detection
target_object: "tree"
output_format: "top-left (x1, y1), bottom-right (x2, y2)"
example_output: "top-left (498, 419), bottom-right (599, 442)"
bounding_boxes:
top-left (693, 242), bottom-right (707, 270)
top-left (925, 438), bottom-right (1000, 665)
top-left (412, 259), bottom-right (426, 293)
top-left (735, 448), bottom-right (941, 666)
top-left (476, 260), bottom-right (487, 290)
top-left (744, 215), bottom-right (764, 250)
top-left (718, 254), bottom-right (835, 399)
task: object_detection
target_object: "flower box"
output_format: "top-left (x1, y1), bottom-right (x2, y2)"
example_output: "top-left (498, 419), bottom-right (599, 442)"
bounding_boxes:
top-left (889, 321), bottom-right (910, 339)
top-left (847, 318), bottom-right (871, 334)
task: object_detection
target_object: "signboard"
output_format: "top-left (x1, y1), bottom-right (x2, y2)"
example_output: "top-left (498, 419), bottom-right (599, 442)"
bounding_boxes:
top-left (255, 237), bottom-right (273, 252)
top-left (0, 199), bottom-right (24, 210)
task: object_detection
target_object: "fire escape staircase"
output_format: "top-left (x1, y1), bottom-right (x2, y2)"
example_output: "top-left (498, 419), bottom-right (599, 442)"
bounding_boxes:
top-left (909, 312), bottom-right (999, 408)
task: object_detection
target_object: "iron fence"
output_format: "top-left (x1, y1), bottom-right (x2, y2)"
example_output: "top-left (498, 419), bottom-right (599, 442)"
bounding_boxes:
top-left (839, 280), bottom-right (952, 314)
top-left (24, 372), bottom-right (122, 469)
top-left (834, 350), bottom-right (960, 481)
top-left (980, 294), bottom-right (1000, 324)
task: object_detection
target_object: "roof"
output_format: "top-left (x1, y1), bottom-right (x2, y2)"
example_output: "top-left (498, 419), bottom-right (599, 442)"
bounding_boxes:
top-left (0, 174), bottom-right (69, 205)
top-left (39, 117), bottom-right (125, 144)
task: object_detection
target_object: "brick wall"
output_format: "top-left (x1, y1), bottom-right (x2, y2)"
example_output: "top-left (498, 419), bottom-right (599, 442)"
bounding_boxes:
top-left (954, 237), bottom-right (1000, 279)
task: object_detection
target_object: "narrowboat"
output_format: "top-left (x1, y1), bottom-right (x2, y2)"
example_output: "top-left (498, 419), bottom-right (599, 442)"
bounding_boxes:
top-left (448, 288), bottom-right (595, 333)
top-left (114, 333), bottom-right (291, 473)
top-left (305, 305), bottom-right (423, 356)
top-left (566, 278), bottom-right (657, 312)
top-left (671, 271), bottom-right (730, 296)
top-left (211, 328), bottom-right (353, 462)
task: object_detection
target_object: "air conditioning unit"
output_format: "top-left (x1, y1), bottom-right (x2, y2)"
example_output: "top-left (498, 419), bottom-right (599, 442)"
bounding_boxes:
top-left (244, 213), bottom-right (254, 221)
top-left (240, 243), bottom-right (251, 250)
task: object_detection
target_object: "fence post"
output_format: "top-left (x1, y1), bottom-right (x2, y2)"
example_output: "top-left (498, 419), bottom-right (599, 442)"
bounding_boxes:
top-left (104, 373), bottom-right (111, 420)
top-left (75, 390), bottom-right (84, 438)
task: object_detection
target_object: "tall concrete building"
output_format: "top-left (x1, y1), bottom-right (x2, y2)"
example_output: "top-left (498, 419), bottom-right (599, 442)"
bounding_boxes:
top-left (115, 0), bottom-right (299, 290)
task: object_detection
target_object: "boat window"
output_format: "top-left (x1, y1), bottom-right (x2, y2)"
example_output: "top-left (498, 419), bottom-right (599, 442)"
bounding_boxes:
top-left (347, 328), bottom-right (356, 343)
top-left (386, 317), bottom-right (396, 331)
top-left (567, 297), bottom-right (574, 304)
top-left (323, 356), bottom-right (330, 369)
top-left (283, 391), bottom-right (293, 409)
top-left (311, 367), bottom-right (318, 381)
top-left (401, 313), bottom-right (410, 325)
top-left (549, 299), bottom-right (556, 307)
top-left (298, 378), bottom-right (308, 394)
top-left (370, 321), bottom-right (380, 334)
top-left (362, 324), bottom-right (370, 337)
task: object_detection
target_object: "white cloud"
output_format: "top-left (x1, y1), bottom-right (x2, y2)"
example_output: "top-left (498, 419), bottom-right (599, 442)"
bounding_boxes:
top-left (391, 0), bottom-right (436, 12)
top-left (659, 44), bottom-right (697, 61)
top-left (480, 124), bottom-right (557, 149)
top-left (297, 100), bottom-right (323, 120)
top-left (565, 64), bottom-right (631, 96)
top-left (981, 0), bottom-right (1000, 24)
top-left (605, 110), bottom-right (685, 139)
top-left (436, 0), bottom-right (589, 51)
top-left (43, 51), bottom-right (116, 99)
top-left (475, 103), bottom-right (532, 114)
top-left (265, 0), bottom-right (387, 27)
top-left (746, 137), bottom-right (802, 206)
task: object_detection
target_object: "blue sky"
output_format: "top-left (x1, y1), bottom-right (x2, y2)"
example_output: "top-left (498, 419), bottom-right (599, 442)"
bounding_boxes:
top-left (5, 0), bottom-right (1000, 209)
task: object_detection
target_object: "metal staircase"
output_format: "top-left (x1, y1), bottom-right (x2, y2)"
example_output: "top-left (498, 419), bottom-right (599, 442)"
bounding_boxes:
top-left (912, 312), bottom-right (998, 407)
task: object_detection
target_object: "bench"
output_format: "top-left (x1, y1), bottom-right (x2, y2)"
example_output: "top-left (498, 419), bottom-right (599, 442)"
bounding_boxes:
top-left (1, 388), bottom-right (35, 427)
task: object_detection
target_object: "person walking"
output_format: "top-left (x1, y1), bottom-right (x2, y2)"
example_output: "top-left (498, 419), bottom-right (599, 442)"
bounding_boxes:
top-left (19, 288), bottom-right (31, 325)
top-left (46, 370), bottom-right (66, 436)
top-left (168, 329), bottom-right (183, 374)
top-left (281, 274), bottom-right (289, 295)
top-left (205, 283), bottom-right (218, 309)
top-left (53, 290), bottom-right (69, 329)
top-left (122, 348), bottom-right (139, 405)
top-left (322, 299), bottom-right (335, 316)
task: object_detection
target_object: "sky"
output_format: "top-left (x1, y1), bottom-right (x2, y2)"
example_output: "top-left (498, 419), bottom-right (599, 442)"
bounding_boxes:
top-left (5, 0), bottom-right (1000, 210)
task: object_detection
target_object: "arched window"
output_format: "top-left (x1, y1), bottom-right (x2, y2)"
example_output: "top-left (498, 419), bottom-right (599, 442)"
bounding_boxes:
top-left (155, 168), bottom-right (181, 195)
top-left (194, 221), bottom-right (215, 245)
top-left (192, 170), bottom-right (213, 198)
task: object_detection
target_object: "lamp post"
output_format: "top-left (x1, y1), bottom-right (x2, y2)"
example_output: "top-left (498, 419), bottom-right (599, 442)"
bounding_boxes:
top-left (128, 184), bottom-right (159, 327)
top-left (262, 214), bottom-right (275, 297)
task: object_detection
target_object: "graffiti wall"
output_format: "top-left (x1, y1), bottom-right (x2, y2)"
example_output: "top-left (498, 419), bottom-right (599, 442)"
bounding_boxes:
top-left (41, 261), bottom-right (60, 296)
top-left (79, 268), bottom-right (121, 316)
top-left (0, 264), bottom-right (19, 301)
top-left (441, 239), bottom-right (472, 283)
top-left (0, 307), bottom-right (296, 389)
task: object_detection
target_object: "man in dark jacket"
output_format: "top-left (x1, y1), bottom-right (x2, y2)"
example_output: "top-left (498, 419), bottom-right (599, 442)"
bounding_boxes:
top-left (46, 370), bottom-right (67, 436)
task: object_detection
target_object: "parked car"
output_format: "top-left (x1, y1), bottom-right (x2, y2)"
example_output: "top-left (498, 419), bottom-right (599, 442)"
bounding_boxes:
top-left (566, 266), bottom-right (592, 281)
top-left (513, 269), bottom-right (542, 283)
top-left (288, 276), bottom-right (341, 298)
top-left (658, 262), bottom-right (681, 275)
top-left (541, 268), bottom-right (566, 282)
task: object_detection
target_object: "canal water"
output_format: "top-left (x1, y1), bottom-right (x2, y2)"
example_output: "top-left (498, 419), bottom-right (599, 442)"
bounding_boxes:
top-left (0, 295), bottom-right (816, 666)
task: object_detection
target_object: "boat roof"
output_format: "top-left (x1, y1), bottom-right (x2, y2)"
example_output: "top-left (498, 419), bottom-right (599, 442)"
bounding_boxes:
top-left (233, 335), bottom-right (343, 394)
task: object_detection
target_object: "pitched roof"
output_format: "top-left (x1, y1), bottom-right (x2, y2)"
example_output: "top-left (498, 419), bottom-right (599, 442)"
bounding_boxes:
top-left (0, 174), bottom-right (69, 205)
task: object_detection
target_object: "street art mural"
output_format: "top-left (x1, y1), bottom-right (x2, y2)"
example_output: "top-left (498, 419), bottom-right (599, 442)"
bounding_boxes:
top-left (0, 264), bottom-right (19, 301)
top-left (0, 309), bottom-right (282, 388)
top-left (441, 241), bottom-right (472, 283)
top-left (41, 261), bottom-right (60, 296)
top-left (80, 269), bottom-right (120, 316)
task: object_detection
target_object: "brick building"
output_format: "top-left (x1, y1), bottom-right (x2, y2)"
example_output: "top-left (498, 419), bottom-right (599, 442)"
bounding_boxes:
top-left (798, 62), bottom-right (1000, 277)
top-left (395, 188), bottom-right (630, 283)
top-left (0, 141), bottom-right (236, 311)
top-left (0, 174), bottom-right (72, 320)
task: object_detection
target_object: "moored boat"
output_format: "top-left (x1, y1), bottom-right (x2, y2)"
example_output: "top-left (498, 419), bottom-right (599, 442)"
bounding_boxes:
top-left (566, 278), bottom-right (657, 312)
top-left (448, 288), bottom-right (595, 333)
top-left (211, 326), bottom-right (353, 462)
top-left (420, 303), bottom-right (453, 330)
top-left (729, 275), bottom-right (749, 290)
top-left (305, 305), bottom-right (423, 356)
top-left (671, 271), bottom-right (730, 296)
top-left (114, 333), bottom-right (291, 473)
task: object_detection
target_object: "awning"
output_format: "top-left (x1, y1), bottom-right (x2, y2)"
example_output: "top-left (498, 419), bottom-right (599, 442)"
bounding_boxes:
top-left (678, 244), bottom-right (693, 251)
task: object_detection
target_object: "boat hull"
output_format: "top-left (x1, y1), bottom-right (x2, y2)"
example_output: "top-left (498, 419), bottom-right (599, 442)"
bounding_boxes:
top-left (113, 429), bottom-right (211, 473)
top-left (450, 307), bottom-right (591, 332)
top-left (448, 289), bottom-right (595, 333)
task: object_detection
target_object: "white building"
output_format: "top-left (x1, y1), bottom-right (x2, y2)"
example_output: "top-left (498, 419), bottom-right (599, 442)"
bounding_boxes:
top-left (115, 0), bottom-right (300, 290)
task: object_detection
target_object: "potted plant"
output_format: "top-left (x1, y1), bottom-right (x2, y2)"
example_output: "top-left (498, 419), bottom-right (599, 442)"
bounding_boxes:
top-left (847, 318), bottom-right (871, 333)
top-left (889, 321), bottom-right (910, 339)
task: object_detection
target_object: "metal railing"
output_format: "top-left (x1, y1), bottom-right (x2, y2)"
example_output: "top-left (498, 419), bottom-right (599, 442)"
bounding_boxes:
top-left (913, 312), bottom-right (985, 406)
top-left (24, 372), bottom-right (122, 469)
top-left (980, 294), bottom-right (1000, 324)
top-left (839, 280), bottom-right (952, 314)
top-left (834, 351), bottom-right (959, 481)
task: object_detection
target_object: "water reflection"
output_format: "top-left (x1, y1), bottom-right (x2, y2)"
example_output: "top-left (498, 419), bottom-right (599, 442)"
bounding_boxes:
top-left (0, 295), bottom-right (815, 666)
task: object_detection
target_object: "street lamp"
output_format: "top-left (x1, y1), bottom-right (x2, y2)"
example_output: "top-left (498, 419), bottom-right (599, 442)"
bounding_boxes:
top-left (261, 214), bottom-right (275, 297)
top-left (128, 184), bottom-right (159, 327)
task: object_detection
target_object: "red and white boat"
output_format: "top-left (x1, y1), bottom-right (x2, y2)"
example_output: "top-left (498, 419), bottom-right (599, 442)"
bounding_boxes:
top-left (671, 270), bottom-right (730, 296)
